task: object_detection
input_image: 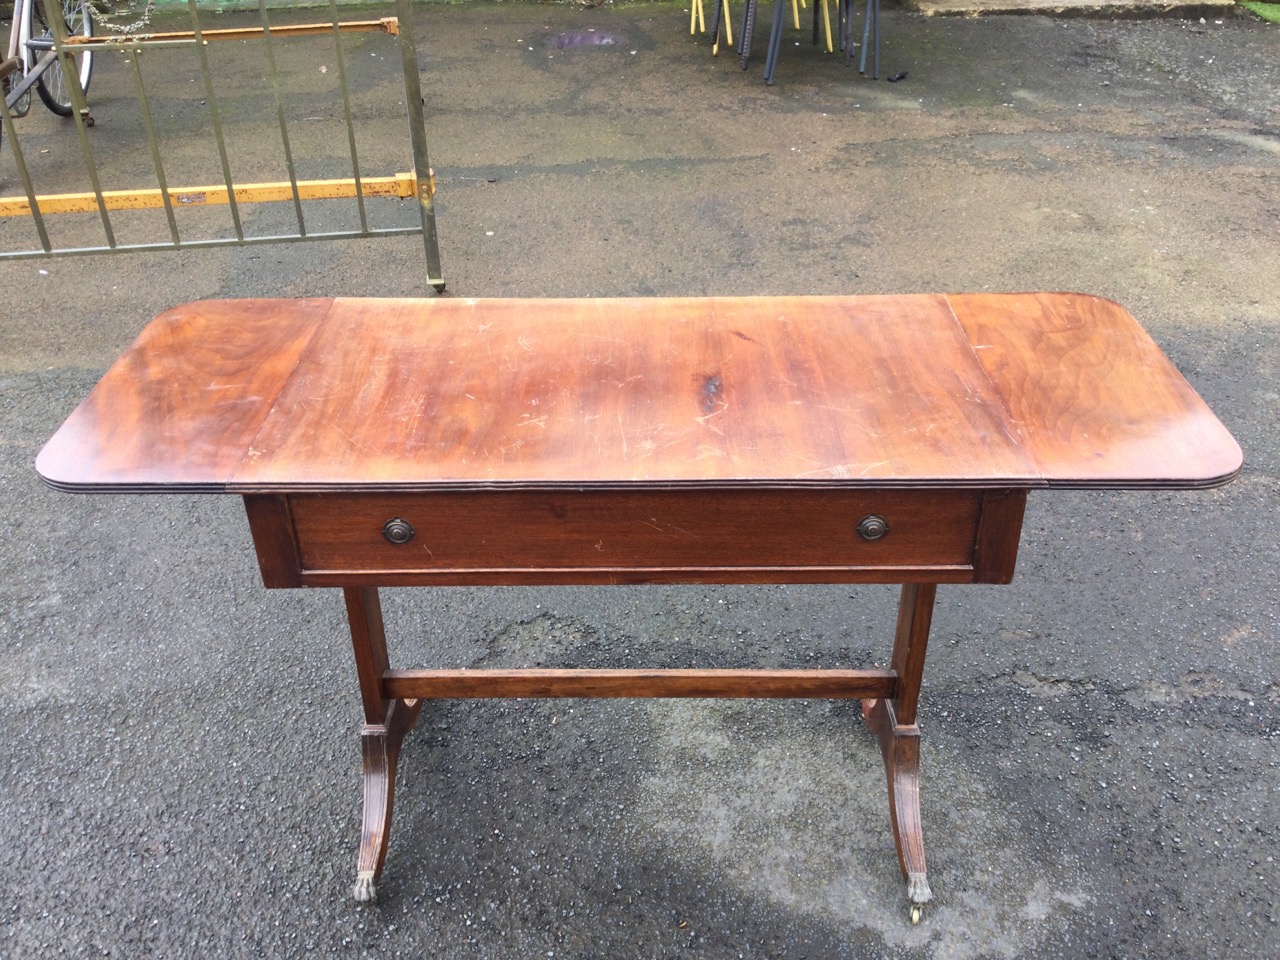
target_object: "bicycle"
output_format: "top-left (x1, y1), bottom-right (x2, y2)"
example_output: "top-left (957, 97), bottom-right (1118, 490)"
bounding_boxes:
top-left (2, 0), bottom-right (94, 128)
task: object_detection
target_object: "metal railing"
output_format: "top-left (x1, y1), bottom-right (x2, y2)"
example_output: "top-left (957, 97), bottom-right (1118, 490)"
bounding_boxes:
top-left (0, 0), bottom-right (444, 290)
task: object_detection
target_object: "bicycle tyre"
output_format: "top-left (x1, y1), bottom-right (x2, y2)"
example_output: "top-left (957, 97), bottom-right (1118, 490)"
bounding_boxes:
top-left (8, 5), bottom-right (35, 120)
top-left (30, 0), bottom-right (92, 117)
top-left (2, 72), bottom-right (33, 122)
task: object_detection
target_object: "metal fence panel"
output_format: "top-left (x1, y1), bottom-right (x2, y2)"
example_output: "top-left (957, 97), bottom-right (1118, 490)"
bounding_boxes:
top-left (0, 0), bottom-right (444, 291)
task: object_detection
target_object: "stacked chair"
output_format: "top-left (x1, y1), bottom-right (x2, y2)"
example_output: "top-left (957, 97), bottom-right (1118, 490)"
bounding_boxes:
top-left (695, 0), bottom-right (881, 86)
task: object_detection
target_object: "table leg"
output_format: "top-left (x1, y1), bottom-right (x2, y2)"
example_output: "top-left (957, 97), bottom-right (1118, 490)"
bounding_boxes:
top-left (355, 696), bottom-right (424, 901)
top-left (344, 586), bottom-right (424, 902)
top-left (861, 582), bottom-right (936, 920)
top-left (340, 582), bottom-right (938, 909)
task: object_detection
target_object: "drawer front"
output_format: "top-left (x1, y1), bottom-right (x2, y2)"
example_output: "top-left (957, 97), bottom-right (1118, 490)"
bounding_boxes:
top-left (274, 488), bottom-right (990, 585)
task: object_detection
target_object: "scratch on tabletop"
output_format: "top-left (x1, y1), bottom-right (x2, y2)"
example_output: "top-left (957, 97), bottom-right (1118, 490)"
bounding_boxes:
top-left (695, 408), bottom-right (727, 435)
top-left (317, 416), bottom-right (378, 456)
top-left (639, 517), bottom-right (693, 537)
top-left (796, 461), bottom-right (890, 478)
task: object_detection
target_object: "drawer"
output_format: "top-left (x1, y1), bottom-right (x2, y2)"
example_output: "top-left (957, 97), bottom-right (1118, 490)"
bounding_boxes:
top-left (241, 487), bottom-right (1024, 587)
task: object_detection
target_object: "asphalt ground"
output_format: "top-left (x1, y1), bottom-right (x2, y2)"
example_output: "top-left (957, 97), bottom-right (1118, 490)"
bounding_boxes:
top-left (1, 3), bottom-right (1278, 958)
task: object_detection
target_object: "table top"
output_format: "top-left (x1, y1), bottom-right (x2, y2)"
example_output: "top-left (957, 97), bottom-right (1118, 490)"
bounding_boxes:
top-left (36, 293), bottom-right (1241, 494)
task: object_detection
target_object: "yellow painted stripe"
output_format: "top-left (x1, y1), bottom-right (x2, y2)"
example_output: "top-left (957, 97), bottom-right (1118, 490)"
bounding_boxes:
top-left (63, 19), bottom-right (399, 46)
top-left (0, 174), bottom-right (420, 217)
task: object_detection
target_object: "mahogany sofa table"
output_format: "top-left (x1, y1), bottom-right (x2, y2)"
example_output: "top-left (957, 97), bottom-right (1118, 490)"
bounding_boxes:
top-left (37, 293), bottom-right (1241, 921)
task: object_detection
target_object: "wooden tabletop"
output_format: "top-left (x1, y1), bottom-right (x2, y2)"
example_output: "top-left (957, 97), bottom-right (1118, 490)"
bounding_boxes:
top-left (36, 293), bottom-right (1242, 494)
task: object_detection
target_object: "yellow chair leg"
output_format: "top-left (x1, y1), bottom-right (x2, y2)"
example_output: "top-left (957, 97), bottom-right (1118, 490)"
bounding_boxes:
top-left (792, 0), bottom-right (801, 29)
top-left (822, 0), bottom-right (833, 52)
top-left (691, 0), bottom-right (705, 35)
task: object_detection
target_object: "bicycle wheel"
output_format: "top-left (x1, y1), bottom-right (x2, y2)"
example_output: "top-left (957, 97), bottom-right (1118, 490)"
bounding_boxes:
top-left (7, 12), bottom-right (34, 119)
top-left (29, 0), bottom-right (92, 117)
top-left (2, 69), bottom-right (33, 122)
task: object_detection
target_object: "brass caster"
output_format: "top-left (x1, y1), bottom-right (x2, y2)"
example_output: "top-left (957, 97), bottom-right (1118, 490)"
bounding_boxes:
top-left (910, 903), bottom-right (924, 925)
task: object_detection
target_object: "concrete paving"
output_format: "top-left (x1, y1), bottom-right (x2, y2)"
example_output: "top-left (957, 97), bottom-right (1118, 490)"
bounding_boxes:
top-left (909, 0), bottom-right (1237, 18)
top-left (2, 3), bottom-right (1278, 958)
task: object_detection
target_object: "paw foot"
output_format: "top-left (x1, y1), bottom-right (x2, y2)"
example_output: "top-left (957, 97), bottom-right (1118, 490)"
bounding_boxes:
top-left (907, 871), bottom-right (932, 904)
top-left (353, 872), bottom-right (377, 903)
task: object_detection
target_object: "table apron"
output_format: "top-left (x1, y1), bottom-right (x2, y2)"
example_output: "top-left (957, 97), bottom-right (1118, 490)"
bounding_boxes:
top-left (244, 488), bottom-right (1026, 587)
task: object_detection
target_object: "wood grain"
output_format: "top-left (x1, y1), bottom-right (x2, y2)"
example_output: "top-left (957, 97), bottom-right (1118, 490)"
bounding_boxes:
top-left (36, 299), bottom-right (331, 492)
top-left (37, 294), bottom-right (1241, 494)
top-left (946, 292), bottom-right (1242, 488)
top-left (888, 583), bottom-right (937, 728)
top-left (242, 494), bottom-right (303, 588)
top-left (35, 293), bottom-right (1241, 917)
top-left (382, 668), bottom-right (897, 700)
top-left (232, 295), bottom-right (1040, 489)
top-left (863, 696), bottom-right (931, 904)
top-left (971, 489), bottom-right (1027, 584)
top-left (287, 488), bottom-right (981, 573)
top-left (344, 586), bottom-right (392, 725)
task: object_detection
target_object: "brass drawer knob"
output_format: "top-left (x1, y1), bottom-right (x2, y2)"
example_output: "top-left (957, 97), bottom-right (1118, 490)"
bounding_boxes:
top-left (382, 518), bottom-right (415, 545)
top-left (856, 515), bottom-right (889, 542)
